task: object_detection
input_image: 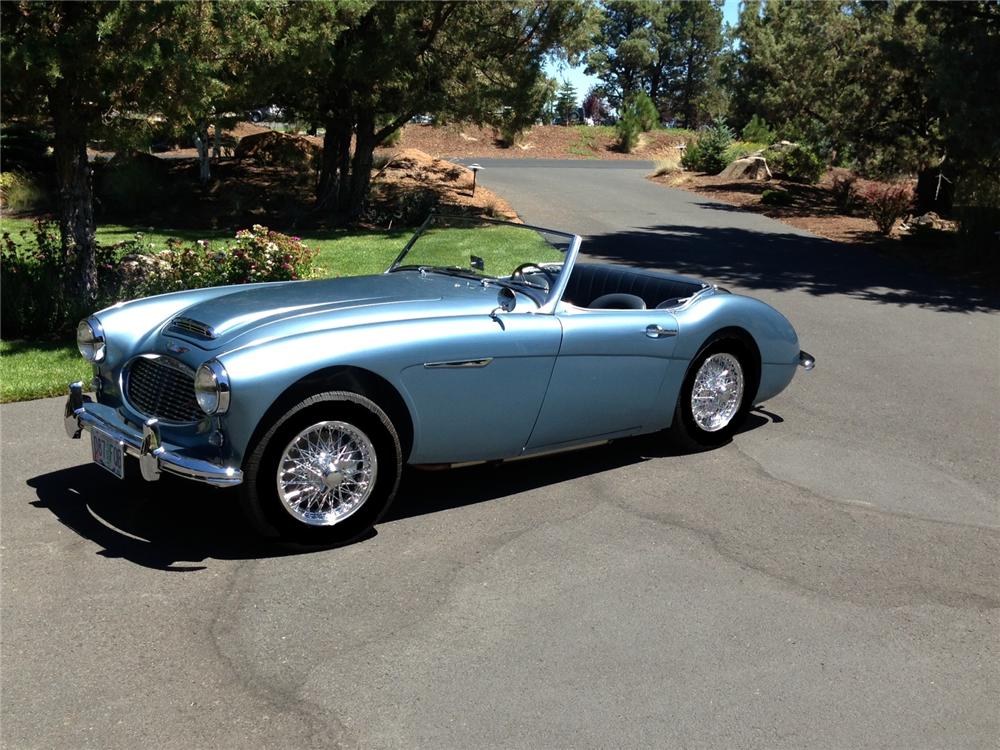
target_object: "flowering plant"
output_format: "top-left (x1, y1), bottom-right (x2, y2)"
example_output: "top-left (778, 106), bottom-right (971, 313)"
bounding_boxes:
top-left (861, 182), bottom-right (914, 235)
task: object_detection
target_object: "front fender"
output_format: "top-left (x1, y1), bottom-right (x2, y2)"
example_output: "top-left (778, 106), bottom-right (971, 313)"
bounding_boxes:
top-left (667, 293), bottom-right (801, 406)
top-left (216, 313), bottom-right (559, 466)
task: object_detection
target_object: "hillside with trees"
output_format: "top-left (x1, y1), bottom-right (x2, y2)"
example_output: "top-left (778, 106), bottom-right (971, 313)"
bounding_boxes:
top-left (1, 0), bottom-right (997, 304)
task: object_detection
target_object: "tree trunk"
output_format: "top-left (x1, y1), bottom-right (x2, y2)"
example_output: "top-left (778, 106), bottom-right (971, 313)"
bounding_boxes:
top-left (212, 117), bottom-right (222, 159)
top-left (195, 119), bottom-right (211, 183)
top-left (316, 115), bottom-right (353, 214)
top-left (316, 118), bottom-right (341, 208)
top-left (335, 124), bottom-right (352, 214)
top-left (51, 80), bottom-right (97, 303)
top-left (346, 110), bottom-right (376, 222)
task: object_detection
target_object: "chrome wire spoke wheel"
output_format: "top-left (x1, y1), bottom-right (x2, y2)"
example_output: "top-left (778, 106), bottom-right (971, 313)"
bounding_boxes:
top-left (276, 420), bottom-right (378, 526)
top-left (690, 353), bottom-right (745, 433)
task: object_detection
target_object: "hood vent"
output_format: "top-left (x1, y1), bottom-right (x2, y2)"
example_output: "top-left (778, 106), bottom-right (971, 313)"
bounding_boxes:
top-left (169, 316), bottom-right (216, 340)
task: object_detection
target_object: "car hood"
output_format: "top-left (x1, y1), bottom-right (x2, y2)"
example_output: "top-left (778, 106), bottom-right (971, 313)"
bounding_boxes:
top-left (161, 272), bottom-right (495, 351)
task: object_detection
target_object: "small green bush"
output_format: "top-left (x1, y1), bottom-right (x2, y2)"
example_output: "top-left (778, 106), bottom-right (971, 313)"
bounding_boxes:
top-left (626, 91), bottom-right (659, 132)
top-left (862, 182), bottom-right (914, 235)
top-left (954, 169), bottom-right (1000, 255)
top-left (0, 221), bottom-right (116, 338)
top-left (381, 127), bottom-right (403, 148)
top-left (761, 188), bottom-right (794, 206)
top-left (741, 115), bottom-right (776, 145)
top-left (681, 116), bottom-right (734, 174)
top-left (616, 91), bottom-right (658, 153)
top-left (768, 145), bottom-right (823, 184)
top-left (831, 173), bottom-right (860, 213)
top-left (616, 110), bottom-right (641, 153)
top-left (496, 123), bottom-right (527, 149)
top-left (0, 124), bottom-right (51, 174)
top-left (0, 171), bottom-right (47, 212)
top-left (96, 154), bottom-right (174, 217)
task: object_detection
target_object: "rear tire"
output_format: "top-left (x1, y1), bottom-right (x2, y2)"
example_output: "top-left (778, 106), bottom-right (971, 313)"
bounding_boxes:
top-left (240, 391), bottom-right (402, 545)
top-left (669, 341), bottom-right (751, 451)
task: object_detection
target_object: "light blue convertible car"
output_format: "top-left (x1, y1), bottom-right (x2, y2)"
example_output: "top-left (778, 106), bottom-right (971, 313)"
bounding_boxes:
top-left (65, 215), bottom-right (813, 543)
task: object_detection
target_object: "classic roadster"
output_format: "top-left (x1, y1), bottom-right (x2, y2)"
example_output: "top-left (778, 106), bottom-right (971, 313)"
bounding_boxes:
top-left (64, 216), bottom-right (813, 543)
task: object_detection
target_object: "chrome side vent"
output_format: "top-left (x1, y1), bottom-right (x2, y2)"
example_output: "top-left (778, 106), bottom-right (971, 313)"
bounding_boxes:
top-left (169, 317), bottom-right (215, 339)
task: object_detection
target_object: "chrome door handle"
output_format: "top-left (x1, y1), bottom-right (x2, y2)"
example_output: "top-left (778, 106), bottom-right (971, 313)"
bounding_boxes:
top-left (645, 324), bottom-right (676, 338)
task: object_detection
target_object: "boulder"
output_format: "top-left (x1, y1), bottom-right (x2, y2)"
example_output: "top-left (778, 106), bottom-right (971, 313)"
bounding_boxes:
top-left (767, 139), bottom-right (799, 153)
top-left (904, 211), bottom-right (957, 232)
top-left (717, 155), bottom-right (772, 181)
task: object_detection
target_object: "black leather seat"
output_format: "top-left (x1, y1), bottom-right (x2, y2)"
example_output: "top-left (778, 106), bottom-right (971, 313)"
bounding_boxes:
top-left (589, 293), bottom-right (646, 309)
top-left (563, 263), bottom-right (706, 309)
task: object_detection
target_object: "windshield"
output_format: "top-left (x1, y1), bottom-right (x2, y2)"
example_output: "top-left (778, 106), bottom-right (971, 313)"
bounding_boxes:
top-left (387, 215), bottom-right (572, 282)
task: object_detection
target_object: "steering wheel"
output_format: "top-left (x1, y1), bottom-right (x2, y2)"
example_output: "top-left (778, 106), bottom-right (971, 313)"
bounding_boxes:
top-left (510, 263), bottom-right (556, 292)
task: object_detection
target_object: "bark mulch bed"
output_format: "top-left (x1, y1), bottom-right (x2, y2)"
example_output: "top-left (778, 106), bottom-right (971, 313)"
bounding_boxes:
top-left (652, 168), bottom-right (997, 289)
top-left (653, 168), bottom-right (897, 245)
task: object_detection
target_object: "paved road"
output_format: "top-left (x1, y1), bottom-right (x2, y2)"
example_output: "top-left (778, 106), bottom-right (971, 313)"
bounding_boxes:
top-left (3, 162), bottom-right (997, 749)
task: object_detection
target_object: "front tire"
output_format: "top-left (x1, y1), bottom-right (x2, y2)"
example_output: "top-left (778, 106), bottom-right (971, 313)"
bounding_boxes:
top-left (670, 341), bottom-right (751, 450)
top-left (240, 391), bottom-right (402, 545)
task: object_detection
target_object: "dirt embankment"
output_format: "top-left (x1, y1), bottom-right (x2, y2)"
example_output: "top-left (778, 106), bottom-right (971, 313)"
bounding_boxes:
top-left (384, 123), bottom-right (688, 161)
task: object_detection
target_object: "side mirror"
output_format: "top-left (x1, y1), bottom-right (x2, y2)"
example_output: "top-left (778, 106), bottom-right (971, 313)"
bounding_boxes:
top-left (490, 287), bottom-right (516, 324)
top-left (496, 287), bottom-right (516, 313)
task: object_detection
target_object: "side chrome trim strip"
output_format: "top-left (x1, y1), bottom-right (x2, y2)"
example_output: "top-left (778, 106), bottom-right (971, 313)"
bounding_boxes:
top-left (423, 358), bottom-right (494, 369)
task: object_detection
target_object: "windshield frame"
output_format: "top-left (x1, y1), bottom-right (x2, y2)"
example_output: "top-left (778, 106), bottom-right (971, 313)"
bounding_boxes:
top-left (385, 214), bottom-right (581, 314)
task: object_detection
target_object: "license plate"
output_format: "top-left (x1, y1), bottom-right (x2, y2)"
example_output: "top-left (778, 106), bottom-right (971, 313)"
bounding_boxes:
top-left (91, 428), bottom-right (124, 479)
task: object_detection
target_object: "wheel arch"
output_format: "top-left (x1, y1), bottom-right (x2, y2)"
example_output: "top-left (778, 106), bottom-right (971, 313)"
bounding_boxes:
top-left (245, 365), bottom-right (415, 463)
top-left (685, 326), bottom-right (762, 405)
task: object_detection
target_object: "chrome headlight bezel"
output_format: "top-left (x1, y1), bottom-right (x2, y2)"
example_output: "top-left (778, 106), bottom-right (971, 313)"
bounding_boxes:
top-left (76, 317), bottom-right (106, 363)
top-left (194, 359), bottom-right (231, 416)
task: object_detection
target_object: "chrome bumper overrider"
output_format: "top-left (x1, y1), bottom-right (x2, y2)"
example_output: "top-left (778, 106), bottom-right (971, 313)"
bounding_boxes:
top-left (798, 350), bottom-right (816, 370)
top-left (63, 382), bottom-right (243, 487)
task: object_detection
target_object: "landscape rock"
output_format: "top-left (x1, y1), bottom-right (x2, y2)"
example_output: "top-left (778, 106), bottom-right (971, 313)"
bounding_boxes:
top-left (717, 155), bottom-right (773, 180)
top-left (903, 211), bottom-right (957, 232)
top-left (768, 139), bottom-right (800, 153)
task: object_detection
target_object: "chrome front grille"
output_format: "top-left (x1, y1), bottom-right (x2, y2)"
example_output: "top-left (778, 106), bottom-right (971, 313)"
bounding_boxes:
top-left (124, 355), bottom-right (202, 423)
top-left (169, 317), bottom-right (215, 339)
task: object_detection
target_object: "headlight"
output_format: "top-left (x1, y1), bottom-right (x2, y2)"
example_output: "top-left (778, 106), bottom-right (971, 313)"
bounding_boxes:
top-left (194, 360), bottom-right (231, 415)
top-left (76, 318), bottom-right (105, 363)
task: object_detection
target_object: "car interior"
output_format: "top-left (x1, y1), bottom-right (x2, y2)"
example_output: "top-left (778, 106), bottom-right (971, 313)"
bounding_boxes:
top-left (560, 263), bottom-right (709, 310)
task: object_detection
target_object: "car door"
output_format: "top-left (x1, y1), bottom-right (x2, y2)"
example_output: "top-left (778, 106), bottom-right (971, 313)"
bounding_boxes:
top-left (399, 312), bottom-right (562, 463)
top-left (524, 308), bottom-right (679, 450)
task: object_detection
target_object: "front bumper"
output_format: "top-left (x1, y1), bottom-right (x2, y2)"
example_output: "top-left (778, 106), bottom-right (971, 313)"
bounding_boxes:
top-left (63, 382), bottom-right (243, 487)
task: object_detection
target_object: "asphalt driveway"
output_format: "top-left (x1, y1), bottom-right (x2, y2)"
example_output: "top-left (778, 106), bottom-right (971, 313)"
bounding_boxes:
top-left (2, 161), bottom-right (997, 749)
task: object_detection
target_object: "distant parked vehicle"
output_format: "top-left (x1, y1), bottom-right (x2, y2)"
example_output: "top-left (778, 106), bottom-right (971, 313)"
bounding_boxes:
top-left (248, 105), bottom-right (285, 123)
top-left (409, 114), bottom-right (434, 125)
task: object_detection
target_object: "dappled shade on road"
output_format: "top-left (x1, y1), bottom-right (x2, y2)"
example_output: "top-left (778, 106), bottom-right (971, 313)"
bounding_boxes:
top-left (583, 220), bottom-right (999, 314)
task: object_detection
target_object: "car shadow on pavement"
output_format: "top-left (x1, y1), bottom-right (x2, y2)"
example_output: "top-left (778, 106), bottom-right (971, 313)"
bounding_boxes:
top-left (385, 412), bottom-right (772, 522)
top-left (26, 466), bottom-right (273, 571)
top-left (583, 222), bottom-right (999, 313)
top-left (27, 414), bottom-right (774, 569)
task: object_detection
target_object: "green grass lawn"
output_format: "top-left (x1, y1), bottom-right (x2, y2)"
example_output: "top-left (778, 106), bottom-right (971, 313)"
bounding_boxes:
top-left (0, 340), bottom-right (93, 403)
